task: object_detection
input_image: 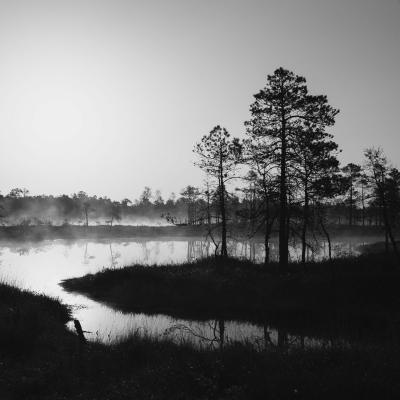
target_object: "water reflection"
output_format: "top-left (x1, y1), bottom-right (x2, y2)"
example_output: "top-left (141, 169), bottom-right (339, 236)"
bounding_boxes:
top-left (0, 237), bottom-right (373, 346)
top-left (0, 238), bottom-right (368, 269)
top-left (163, 318), bottom-right (326, 351)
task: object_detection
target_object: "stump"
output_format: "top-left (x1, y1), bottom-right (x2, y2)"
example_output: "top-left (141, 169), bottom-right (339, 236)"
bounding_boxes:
top-left (74, 319), bottom-right (86, 343)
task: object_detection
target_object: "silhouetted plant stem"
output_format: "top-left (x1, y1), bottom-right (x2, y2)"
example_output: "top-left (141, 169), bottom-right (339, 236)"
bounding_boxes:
top-left (301, 185), bottom-right (309, 270)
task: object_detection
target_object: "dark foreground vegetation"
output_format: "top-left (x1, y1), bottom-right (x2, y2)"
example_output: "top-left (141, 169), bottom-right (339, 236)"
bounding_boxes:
top-left (2, 281), bottom-right (400, 400)
top-left (2, 252), bottom-right (400, 399)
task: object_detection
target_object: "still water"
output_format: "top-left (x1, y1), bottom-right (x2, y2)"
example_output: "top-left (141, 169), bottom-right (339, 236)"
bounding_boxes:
top-left (0, 237), bottom-right (370, 347)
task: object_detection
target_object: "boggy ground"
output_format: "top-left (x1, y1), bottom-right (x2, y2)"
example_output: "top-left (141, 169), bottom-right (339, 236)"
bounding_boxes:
top-left (2, 274), bottom-right (400, 399)
top-left (61, 250), bottom-right (400, 341)
top-left (3, 249), bottom-right (400, 399)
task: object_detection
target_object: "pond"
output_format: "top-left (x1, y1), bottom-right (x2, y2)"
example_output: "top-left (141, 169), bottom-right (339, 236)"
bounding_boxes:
top-left (0, 237), bottom-right (372, 348)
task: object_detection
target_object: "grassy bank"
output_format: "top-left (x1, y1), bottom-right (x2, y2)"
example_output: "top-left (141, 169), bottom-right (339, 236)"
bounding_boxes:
top-left (61, 251), bottom-right (400, 341)
top-left (2, 277), bottom-right (400, 399)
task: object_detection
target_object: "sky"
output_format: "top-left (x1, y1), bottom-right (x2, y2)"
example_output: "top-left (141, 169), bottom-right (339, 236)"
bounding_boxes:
top-left (0, 0), bottom-right (399, 202)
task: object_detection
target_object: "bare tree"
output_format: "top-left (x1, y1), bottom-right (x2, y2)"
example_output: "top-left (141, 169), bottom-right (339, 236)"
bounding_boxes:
top-left (82, 201), bottom-right (96, 227)
top-left (138, 187), bottom-right (152, 205)
top-left (153, 190), bottom-right (164, 206)
top-left (357, 173), bottom-right (371, 226)
top-left (341, 163), bottom-right (361, 225)
top-left (180, 186), bottom-right (200, 224)
top-left (364, 147), bottom-right (400, 267)
top-left (121, 198), bottom-right (132, 207)
top-left (241, 140), bottom-right (280, 267)
top-left (0, 205), bottom-right (7, 225)
top-left (193, 125), bottom-right (241, 266)
top-left (109, 201), bottom-right (122, 229)
top-left (291, 127), bottom-right (342, 269)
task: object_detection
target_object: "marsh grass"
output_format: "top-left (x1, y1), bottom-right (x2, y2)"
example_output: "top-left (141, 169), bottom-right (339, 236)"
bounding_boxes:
top-left (61, 250), bottom-right (400, 340)
top-left (1, 280), bottom-right (400, 399)
top-left (3, 250), bottom-right (400, 398)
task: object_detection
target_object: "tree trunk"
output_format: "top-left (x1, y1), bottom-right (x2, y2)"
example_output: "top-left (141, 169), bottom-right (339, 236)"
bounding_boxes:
top-left (381, 190), bottom-right (400, 266)
top-left (385, 228), bottom-right (389, 252)
top-left (301, 180), bottom-right (309, 270)
top-left (320, 216), bottom-right (334, 285)
top-left (219, 154), bottom-right (227, 268)
top-left (348, 184), bottom-right (353, 226)
top-left (218, 318), bottom-right (225, 352)
top-left (279, 124), bottom-right (288, 271)
top-left (264, 231), bottom-right (270, 267)
top-left (362, 187), bottom-right (366, 226)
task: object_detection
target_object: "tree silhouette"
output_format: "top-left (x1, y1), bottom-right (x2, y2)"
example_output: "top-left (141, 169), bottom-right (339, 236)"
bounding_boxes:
top-left (109, 201), bottom-right (122, 228)
top-left (193, 126), bottom-right (241, 266)
top-left (245, 67), bottom-right (339, 270)
top-left (0, 205), bottom-right (7, 225)
top-left (153, 190), bottom-right (164, 206)
top-left (292, 126), bottom-right (342, 269)
top-left (341, 163), bottom-right (361, 225)
top-left (241, 141), bottom-right (280, 267)
top-left (138, 187), bottom-right (152, 205)
top-left (8, 188), bottom-right (24, 199)
top-left (357, 173), bottom-right (370, 226)
top-left (121, 198), bottom-right (132, 207)
top-left (82, 201), bottom-right (96, 227)
top-left (364, 147), bottom-right (400, 266)
top-left (180, 186), bottom-right (200, 225)
top-left (386, 168), bottom-right (400, 230)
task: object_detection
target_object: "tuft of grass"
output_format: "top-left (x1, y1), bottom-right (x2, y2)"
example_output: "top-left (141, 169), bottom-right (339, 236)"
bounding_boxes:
top-left (0, 279), bottom-right (71, 358)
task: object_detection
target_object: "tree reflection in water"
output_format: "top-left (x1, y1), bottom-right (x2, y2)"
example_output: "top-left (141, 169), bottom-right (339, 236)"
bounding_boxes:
top-left (187, 240), bottom-right (211, 262)
top-left (165, 319), bottom-right (226, 352)
top-left (164, 318), bottom-right (339, 352)
top-left (109, 243), bottom-right (121, 268)
top-left (83, 243), bottom-right (89, 266)
top-left (184, 239), bottom-right (363, 263)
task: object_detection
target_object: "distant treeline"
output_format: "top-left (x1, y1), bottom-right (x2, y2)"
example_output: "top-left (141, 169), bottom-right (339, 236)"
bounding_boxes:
top-left (0, 175), bottom-right (398, 229)
top-left (0, 188), bottom-right (192, 226)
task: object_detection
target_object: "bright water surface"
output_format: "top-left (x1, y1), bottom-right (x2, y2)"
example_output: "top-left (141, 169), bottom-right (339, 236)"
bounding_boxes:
top-left (0, 237), bottom-right (372, 348)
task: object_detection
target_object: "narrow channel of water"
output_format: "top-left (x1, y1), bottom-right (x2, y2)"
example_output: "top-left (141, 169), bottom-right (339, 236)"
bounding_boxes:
top-left (0, 237), bottom-right (372, 347)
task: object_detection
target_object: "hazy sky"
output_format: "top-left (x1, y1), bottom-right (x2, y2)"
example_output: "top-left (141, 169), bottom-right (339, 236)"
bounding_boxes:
top-left (0, 0), bottom-right (399, 202)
